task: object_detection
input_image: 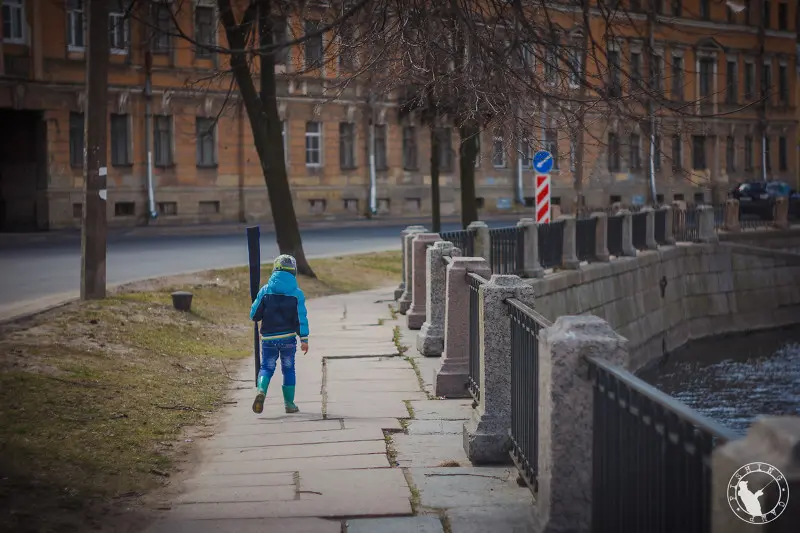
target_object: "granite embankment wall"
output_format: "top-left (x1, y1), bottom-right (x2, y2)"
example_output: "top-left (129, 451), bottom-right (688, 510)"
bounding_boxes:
top-left (528, 242), bottom-right (800, 371)
top-left (719, 227), bottom-right (800, 254)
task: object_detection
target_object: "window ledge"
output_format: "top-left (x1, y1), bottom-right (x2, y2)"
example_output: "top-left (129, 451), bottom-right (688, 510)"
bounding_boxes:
top-left (196, 163), bottom-right (218, 169)
top-left (110, 49), bottom-right (129, 56)
top-left (340, 166), bottom-right (358, 171)
top-left (3, 38), bottom-right (27, 46)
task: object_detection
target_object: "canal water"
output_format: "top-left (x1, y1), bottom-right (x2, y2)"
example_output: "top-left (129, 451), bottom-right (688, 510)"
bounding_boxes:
top-left (637, 326), bottom-right (800, 434)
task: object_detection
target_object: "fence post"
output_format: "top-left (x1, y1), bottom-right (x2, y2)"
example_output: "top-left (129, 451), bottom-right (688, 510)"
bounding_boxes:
top-left (463, 275), bottom-right (536, 464)
top-left (710, 416), bottom-right (800, 533)
top-left (469, 221), bottom-right (490, 259)
top-left (723, 198), bottom-right (741, 232)
top-left (395, 226), bottom-right (427, 300)
top-left (591, 212), bottom-right (610, 261)
top-left (697, 205), bottom-right (719, 243)
top-left (398, 228), bottom-right (426, 313)
top-left (559, 215), bottom-right (581, 269)
top-left (619, 209), bottom-right (637, 256)
top-left (773, 196), bottom-right (790, 230)
top-left (418, 241), bottom-right (460, 357)
top-left (536, 315), bottom-right (629, 532)
top-left (641, 206), bottom-right (658, 250)
top-left (434, 257), bottom-right (492, 398)
top-left (517, 218), bottom-right (545, 278)
top-left (407, 233), bottom-right (441, 330)
top-left (661, 205), bottom-right (676, 244)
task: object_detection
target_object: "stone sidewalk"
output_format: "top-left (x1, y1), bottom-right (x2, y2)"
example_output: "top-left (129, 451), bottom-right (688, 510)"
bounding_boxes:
top-left (143, 287), bottom-right (535, 533)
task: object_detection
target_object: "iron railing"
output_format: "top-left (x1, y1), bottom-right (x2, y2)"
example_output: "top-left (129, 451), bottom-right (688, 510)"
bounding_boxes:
top-left (654, 209), bottom-right (667, 245)
top-left (607, 215), bottom-right (624, 256)
top-left (740, 203), bottom-right (775, 231)
top-left (439, 229), bottom-right (475, 257)
top-left (713, 204), bottom-right (725, 230)
top-left (587, 357), bottom-right (740, 533)
top-left (466, 272), bottom-right (487, 403)
top-left (576, 217), bottom-right (598, 262)
top-left (538, 220), bottom-right (564, 270)
top-left (632, 212), bottom-right (648, 250)
top-left (489, 226), bottom-right (524, 275)
top-left (508, 299), bottom-right (551, 493)
top-left (673, 207), bottom-right (699, 242)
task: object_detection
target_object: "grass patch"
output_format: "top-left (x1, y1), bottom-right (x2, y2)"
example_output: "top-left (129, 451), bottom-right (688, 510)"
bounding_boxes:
top-left (392, 326), bottom-right (409, 356)
top-left (0, 251), bottom-right (400, 532)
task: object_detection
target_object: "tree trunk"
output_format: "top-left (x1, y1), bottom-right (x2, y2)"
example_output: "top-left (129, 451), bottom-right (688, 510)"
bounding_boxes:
top-left (430, 126), bottom-right (441, 233)
top-left (218, 0), bottom-right (316, 277)
top-left (458, 122), bottom-right (480, 228)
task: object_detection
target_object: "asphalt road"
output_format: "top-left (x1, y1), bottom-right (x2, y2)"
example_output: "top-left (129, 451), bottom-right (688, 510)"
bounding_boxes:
top-left (0, 221), bottom-right (509, 321)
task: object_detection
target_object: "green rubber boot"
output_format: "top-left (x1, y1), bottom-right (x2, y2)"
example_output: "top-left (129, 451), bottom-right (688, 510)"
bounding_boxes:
top-left (282, 386), bottom-right (299, 413)
top-left (252, 375), bottom-right (271, 414)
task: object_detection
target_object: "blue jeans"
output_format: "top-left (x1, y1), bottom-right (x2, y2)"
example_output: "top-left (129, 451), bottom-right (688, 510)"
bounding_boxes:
top-left (259, 338), bottom-right (297, 387)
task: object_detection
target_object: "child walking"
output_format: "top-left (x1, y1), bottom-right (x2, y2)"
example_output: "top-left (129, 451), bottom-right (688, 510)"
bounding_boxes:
top-left (249, 254), bottom-right (309, 414)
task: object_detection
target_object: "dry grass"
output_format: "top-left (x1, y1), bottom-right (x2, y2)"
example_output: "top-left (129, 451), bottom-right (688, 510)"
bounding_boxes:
top-left (0, 251), bottom-right (400, 533)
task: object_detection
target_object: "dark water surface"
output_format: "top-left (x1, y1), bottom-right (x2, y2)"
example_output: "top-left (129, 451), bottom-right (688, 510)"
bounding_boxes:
top-left (637, 327), bottom-right (800, 434)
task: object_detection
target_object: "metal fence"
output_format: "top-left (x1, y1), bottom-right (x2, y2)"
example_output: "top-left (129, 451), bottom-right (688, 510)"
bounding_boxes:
top-left (587, 357), bottom-right (739, 533)
top-left (654, 209), bottom-right (667, 245)
top-left (607, 215), bottom-right (624, 256)
top-left (673, 207), bottom-right (699, 242)
top-left (713, 204), bottom-right (725, 230)
top-left (440, 229), bottom-right (475, 257)
top-left (466, 272), bottom-right (487, 403)
top-left (489, 226), bottom-right (524, 275)
top-left (576, 217), bottom-right (598, 262)
top-left (508, 299), bottom-right (551, 492)
top-left (538, 220), bottom-right (565, 269)
top-left (740, 204), bottom-right (775, 231)
top-left (632, 212), bottom-right (648, 250)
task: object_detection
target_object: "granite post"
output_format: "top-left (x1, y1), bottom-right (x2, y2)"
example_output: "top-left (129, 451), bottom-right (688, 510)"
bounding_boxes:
top-left (398, 228), bottom-right (426, 314)
top-left (517, 218), bottom-right (544, 278)
top-left (469, 221), bottom-right (490, 259)
top-left (642, 206), bottom-right (658, 249)
top-left (559, 215), bottom-right (580, 269)
top-left (418, 241), bottom-right (460, 356)
top-left (591, 212), bottom-right (610, 262)
top-left (395, 225), bottom-right (426, 300)
top-left (407, 233), bottom-right (441, 330)
top-left (536, 315), bottom-right (629, 533)
top-left (619, 209), bottom-right (637, 257)
top-left (697, 204), bottom-right (719, 243)
top-left (661, 205), bottom-right (676, 244)
top-left (463, 275), bottom-right (536, 464)
top-left (434, 257), bottom-right (492, 398)
top-left (774, 196), bottom-right (790, 230)
top-left (711, 416), bottom-right (800, 533)
top-left (723, 199), bottom-right (740, 232)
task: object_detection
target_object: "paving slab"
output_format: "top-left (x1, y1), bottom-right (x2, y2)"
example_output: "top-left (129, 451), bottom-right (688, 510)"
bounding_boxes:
top-left (174, 484), bottom-right (296, 504)
top-left (206, 427), bottom-right (385, 450)
top-left (327, 391), bottom-right (427, 403)
top-left (341, 417), bottom-right (404, 431)
top-left (298, 468), bottom-right (411, 506)
top-left (345, 516), bottom-right (445, 533)
top-left (446, 504), bottom-right (540, 533)
top-left (393, 434), bottom-right (471, 468)
top-left (324, 401), bottom-right (412, 419)
top-left (216, 419), bottom-right (342, 437)
top-left (408, 467), bottom-right (534, 510)
top-left (406, 419), bottom-right (466, 435)
top-left (208, 439), bottom-right (387, 463)
top-left (408, 400), bottom-right (473, 420)
top-left (181, 472), bottom-right (295, 490)
top-left (326, 381), bottom-right (423, 393)
top-left (200, 452), bottom-right (390, 476)
top-left (144, 517), bottom-right (343, 533)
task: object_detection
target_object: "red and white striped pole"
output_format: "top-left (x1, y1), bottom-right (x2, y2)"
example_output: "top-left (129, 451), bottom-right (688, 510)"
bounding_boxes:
top-left (535, 174), bottom-right (551, 224)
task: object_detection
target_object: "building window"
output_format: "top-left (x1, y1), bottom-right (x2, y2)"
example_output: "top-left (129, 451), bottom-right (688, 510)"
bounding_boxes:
top-left (568, 43), bottom-right (582, 88)
top-left (762, 62), bottom-right (772, 98)
top-left (692, 136), bottom-right (706, 169)
top-left (304, 20), bottom-right (323, 69)
top-left (492, 131), bottom-right (506, 168)
top-left (194, 4), bottom-right (215, 59)
top-left (374, 124), bottom-right (388, 170)
top-left (765, 136), bottom-right (771, 171)
top-left (778, 65), bottom-right (788, 103)
top-left (153, 115), bottom-right (173, 167)
top-left (158, 202), bottom-right (177, 216)
top-left (521, 132), bottom-right (533, 169)
top-left (650, 54), bottom-right (663, 92)
top-left (437, 128), bottom-right (452, 172)
top-left (653, 134), bottom-right (661, 171)
top-left (339, 122), bottom-right (356, 170)
top-left (698, 58), bottom-right (714, 100)
top-left (69, 112), bottom-right (84, 168)
top-left (402, 126), bottom-right (417, 170)
top-left (777, 2), bottom-right (787, 30)
top-left (671, 0), bottom-right (682, 17)
top-left (544, 46), bottom-right (557, 84)
top-left (744, 135), bottom-right (754, 170)
top-left (726, 136), bottom-right (736, 173)
top-left (151, 2), bottom-right (172, 54)
top-left (629, 134), bottom-right (641, 170)
top-left (671, 55), bottom-right (684, 100)
top-left (544, 129), bottom-right (559, 169)
top-left (762, 0), bottom-right (770, 29)
top-left (778, 137), bottom-right (787, 171)
top-left (115, 202), bottom-right (135, 217)
top-left (305, 121), bottom-right (322, 167)
top-left (109, 2), bottom-right (129, 53)
top-left (630, 52), bottom-right (642, 89)
top-left (607, 133), bottom-right (620, 172)
top-left (271, 17), bottom-right (288, 65)
top-left (699, 0), bottom-right (710, 19)
top-left (338, 22), bottom-right (355, 70)
top-left (196, 117), bottom-right (216, 167)
top-left (607, 49), bottom-right (621, 97)
top-left (2, 0), bottom-right (24, 42)
top-left (744, 62), bottom-right (755, 99)
top-left (672, 134), bottom-right (682, 171)
top-left (110, 113), bottom-right (131, 166)
top-left (67, 0), bottom-right (85, 49)
top-left (725, 60), bottom-right (737, 104)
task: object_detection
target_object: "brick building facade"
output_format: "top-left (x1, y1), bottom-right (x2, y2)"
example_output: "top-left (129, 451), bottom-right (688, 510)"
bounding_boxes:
top-left (0, 0), bottom-right (797, 230)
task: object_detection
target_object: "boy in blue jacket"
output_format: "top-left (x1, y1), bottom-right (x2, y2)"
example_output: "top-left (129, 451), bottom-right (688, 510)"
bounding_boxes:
top-left (249, 254), bottom-right (309, 414)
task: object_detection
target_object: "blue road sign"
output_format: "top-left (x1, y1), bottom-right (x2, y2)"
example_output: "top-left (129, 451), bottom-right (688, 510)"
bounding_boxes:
top-left (533, 150), bottom-right (554, 173)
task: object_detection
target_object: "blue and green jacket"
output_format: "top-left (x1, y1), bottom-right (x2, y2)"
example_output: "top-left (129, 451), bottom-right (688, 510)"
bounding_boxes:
top-left (249, 270), bottom-right (309, 343)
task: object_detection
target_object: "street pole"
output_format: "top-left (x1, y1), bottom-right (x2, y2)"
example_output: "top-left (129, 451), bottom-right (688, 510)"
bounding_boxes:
top-left (81, 0), bottom-right (110, 300)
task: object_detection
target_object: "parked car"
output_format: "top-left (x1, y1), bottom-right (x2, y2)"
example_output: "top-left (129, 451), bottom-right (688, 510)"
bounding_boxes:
top-left (729, 181), bottom-right (800, 220)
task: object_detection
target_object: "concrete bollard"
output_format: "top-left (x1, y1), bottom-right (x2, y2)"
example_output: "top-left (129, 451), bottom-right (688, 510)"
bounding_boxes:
top-left (591, 212), bottom-right (611, 261)
top-left (468, 221), bottom-right (490, 259)
top-left (723, 199), bottom-right (741, 232)
top-left (171, 291), bottom-right (193, 312)
top-left (395, 226), bottom-right (427, 300)
top-left (398, 228), bottom-right (426, 314)
top-left (558, 215), bottom-right (580, 269)
top-left (773, 197), bottom-right (790, 230)
top-left (642, 206), bottom-right (658, 249)
top-left (407, 233), bottom-right (441, 330)
top-left (697, 204), bottom-right (719, 243)
top-left (517, 218), bottom-right (544, 278)
top-left (418, 241), bottom-right (460, 356)
top-left (618, 209), bottom-right (637, 256)
top-left (661, 205), bottom-right (676, 244)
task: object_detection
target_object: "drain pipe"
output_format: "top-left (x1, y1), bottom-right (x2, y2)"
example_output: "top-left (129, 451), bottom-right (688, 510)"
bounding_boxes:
top-left (368, 118), bottom-right (377, 215)
top-left (144, 51), bottom-right (157, 220)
